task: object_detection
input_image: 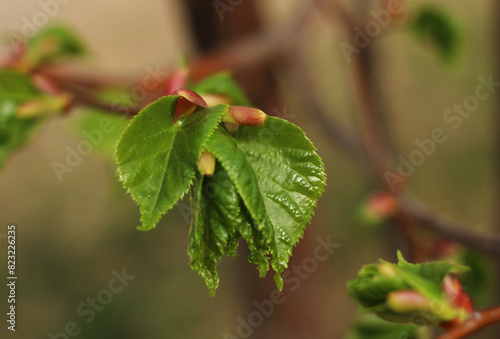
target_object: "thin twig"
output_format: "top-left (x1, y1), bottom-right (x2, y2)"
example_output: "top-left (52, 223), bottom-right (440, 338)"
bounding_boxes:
top-left (435, 306), bottom-right (500, 339)
top-left (59, 82), bottom-right (141, 117)
top-left (189, 0), bottom-right (323, 80)
top-left (402, 198), bottom-right (500, 256)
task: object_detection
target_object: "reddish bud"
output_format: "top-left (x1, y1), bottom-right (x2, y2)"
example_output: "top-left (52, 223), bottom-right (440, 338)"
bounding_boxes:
top-left (197, 151), bottom-right (216, 176)
top-left (378, 263), bottom-right (398, 277)
top-left (443, 275), bottom-right (474, 314)
top-left (17, 93), bottom-right (72, 118)
top-left (387, 290), bottom-right (430, 313)
top-left (368, 193), bottom-right (398, 218)
top-left (361, 192), bottom-right (399, 225)
top-left (222, 105), bottom-right (267, 126)
top-left (173, 89), bottom-right (208, 108)
top-left (172, 88), bottom-right (208, 122)
top-left (432, 238), bottom-right (459, 258)
top-left (32, 73), bottom-right (62, 95)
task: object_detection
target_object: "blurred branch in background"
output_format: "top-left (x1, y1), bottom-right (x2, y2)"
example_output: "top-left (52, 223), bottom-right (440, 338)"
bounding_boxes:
top-left (30, 0), bottom-right (500, 260)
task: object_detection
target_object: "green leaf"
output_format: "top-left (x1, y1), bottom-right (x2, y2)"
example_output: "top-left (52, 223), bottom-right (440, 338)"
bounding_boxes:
top-left (346, 315), bottom-right (423, 339)
top-left (202, 117), bottom-right (326, 289)
top-left (0, 70), bottom-right (41, 168)
top-left (348, 252), bottom-right (471, 324)
top-left (188, 165), bottom-right (253, 295)
top-left (115, 96), bottom-right (227, 230)
top-left (0, 69), bottom-right (40, 101)
top-left (347, 264), bottom-right (410, 308)
top-left (459, 250), bottom-right (490, 305)
top-left (204, 128), bottom-right (275, 280)
top-left (189, 174), bottom-right (219, 295)
top-left (396, 251), bottom-right (468, 287)
top-left (235, 116), bottom-right (326, 285)
top-left (410, 7), bottom-right (461, 63)
top-left (191, 72), bottom-right (251, 106)
top-left (26, 24), bottom-right (85, 67)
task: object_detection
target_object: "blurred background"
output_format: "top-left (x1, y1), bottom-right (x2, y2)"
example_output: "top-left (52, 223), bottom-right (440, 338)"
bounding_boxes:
top-left (0, 0), bottom-right (499, 338)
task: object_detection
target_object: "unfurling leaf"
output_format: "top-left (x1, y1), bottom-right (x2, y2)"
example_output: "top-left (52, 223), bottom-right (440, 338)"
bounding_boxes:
top-left (347, 251), bottom-right (471, 324)
top-left (345, 314), bottom-right (422, 339)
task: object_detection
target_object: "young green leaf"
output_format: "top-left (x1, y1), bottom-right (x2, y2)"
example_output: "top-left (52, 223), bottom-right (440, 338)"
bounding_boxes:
top-left (26, 24), bottom-right (85, 67)
top-left (0, 101), bottom-right (39, 168)
top-left (115, 96), bottom-right (227, 230)
top-left (410, 7), bottom-right (461, 63)
top-left (204, 128), bottom-right (276, 281)
top-left (0, 69), bottom-right (40, 101)
top-left (235, 116), bottom-right (326, 285)
top-left (202, 117), bottom-right (326, 289)
top-left (189, 165), bottom-right (252, 295)
top-left (348, 252), bottom-right (471, 324)
top-left (189, 174), bottom-right (220, 296)
top-left (346, 314), bottom-right (423, 339)
top-left (0, 70), bottom-right (42, 168)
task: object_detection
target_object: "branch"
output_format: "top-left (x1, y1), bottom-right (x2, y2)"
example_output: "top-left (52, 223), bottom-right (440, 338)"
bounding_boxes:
top-left (401, 198), bottom-right (500, 256)
top-left (435, 306), bottom-right (500, 339)
top-left (59, 81), bottom-right (142, 117)
top-left (189, 0), bottom-right (323, 80)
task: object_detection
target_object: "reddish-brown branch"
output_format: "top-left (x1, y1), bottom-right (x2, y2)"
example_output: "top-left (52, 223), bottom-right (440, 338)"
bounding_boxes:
top-left (38, 66), bottom-right (136, 90)
top-left (59, 81), bottom-right (142, 117)
top-left (189, 0), bottom-right (323, 81)
top-left (402, 198), bottom-right (500, 256)
top-left (435, 306), bottom-right (500, 339)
